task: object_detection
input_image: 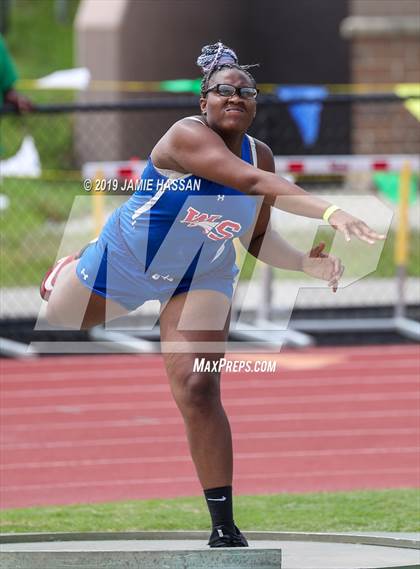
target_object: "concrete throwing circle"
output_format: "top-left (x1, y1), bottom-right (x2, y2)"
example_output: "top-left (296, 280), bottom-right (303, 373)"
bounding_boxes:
top-left (1, 531), bottom-right (419, 569)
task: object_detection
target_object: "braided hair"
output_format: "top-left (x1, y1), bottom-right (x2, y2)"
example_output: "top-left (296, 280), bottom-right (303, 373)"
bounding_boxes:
top-left (196, 41), bottom-right (258, 96)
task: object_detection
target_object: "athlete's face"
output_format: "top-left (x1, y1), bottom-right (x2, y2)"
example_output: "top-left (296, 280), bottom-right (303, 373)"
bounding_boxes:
top-left (200, 68), bottom-right (257, 134)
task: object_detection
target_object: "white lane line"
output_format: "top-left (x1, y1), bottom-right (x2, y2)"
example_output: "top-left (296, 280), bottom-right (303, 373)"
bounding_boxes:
top-left (2, 409), bottom-right (419, 433)
top-left (1, 344), bottom-right (418, 372)
top-left (2, 447), bottom-right (419, 470)
top-left (2, 427), bottom-right (418, 451)
top-left (308, 345), bottom-right (419, 356)
top-left (1, 468), bottom-right (419, 495)
top-left (0, 368), bottom-right (165, 383)
top-left (3, 467), bottom-right (418, 493)
top-left (0, 355), bottom-right (161, 369)
top-left (2, 391), bottom-right (419, 416)
top-left (2, 374), bottom-right (419, 398)
top-left (1, 350), bottom-right (417, 377)
top-left (1, 358), bottom-right (419, 383)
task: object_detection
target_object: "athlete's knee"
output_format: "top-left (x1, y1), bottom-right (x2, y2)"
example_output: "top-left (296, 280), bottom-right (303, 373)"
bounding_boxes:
top-left (179, 372), bottom-right (221, 413)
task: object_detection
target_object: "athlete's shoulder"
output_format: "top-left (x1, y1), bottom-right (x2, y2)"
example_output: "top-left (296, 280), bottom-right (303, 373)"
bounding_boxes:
top-left (152, 116), bottom-right (211, 169)
top-left (165, 115), bottom-right (225, 158)
top-left (183, 115), bottom-right (207, 126)
top-left (171, 115), bottom-right (208, 134)
top-left (165, 115), bottom-right (214, 146)
top-left (252, 137), bottom-right (275, 173)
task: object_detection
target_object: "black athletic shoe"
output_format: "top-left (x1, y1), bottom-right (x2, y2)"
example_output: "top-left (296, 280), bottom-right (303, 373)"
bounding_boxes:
top-left (208, 525), bottom-right (249, 548)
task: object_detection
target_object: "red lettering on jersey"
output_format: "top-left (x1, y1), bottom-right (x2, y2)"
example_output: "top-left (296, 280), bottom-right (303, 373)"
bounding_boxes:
top-left (181, 207), bottom-right (242, 241)
top-left (208, 220), bottom-right (242, 241)
top-left (181, 207), bottom-right (222, 234)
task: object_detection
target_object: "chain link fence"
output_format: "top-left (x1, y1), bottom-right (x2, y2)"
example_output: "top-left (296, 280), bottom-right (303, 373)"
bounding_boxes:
top-left (1, 96), bottom-right (419, 323)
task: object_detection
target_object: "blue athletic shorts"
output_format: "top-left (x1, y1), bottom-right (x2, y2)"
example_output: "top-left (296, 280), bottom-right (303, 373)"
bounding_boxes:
top-left (75, 209), bottom-right (239, 311)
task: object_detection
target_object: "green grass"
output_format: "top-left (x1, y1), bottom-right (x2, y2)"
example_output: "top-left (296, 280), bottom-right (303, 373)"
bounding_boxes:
top-left (1, 110), bottom-right (79, 170)
top-left (0, 177), bottom-right (84, 286)
top-left (1, 489), bottom-right (419, 534)
top-left (7, 0), bottom-right (79, 80)
top-left (2, 0), bottom-right (79, 168)
top-left (3, 0), bottom-right (91, 171)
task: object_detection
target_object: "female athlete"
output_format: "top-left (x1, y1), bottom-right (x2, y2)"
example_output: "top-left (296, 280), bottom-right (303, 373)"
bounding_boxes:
top-left (40, 42), bottom-right (384, 547)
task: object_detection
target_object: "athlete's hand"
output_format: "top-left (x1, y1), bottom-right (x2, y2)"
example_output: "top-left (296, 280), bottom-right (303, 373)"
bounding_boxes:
top-left (4, 89), bottom-right (34, 113)
top-left (302, 242), bottom-right (344, 293)
top-left (328, 210), bottom-right (385, 244)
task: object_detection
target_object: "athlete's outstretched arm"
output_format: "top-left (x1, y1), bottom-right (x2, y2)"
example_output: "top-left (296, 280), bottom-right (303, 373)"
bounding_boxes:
top-left (239, 152), bottom-right (343, 292)
top-left (241, 205), bottom-right (304, 271)
top-left (239, 147), bottom-right (305, 271)
top-left (240, 215), bottom-right (344, 292)
top-left (166, 119), bottom-right (384, 244)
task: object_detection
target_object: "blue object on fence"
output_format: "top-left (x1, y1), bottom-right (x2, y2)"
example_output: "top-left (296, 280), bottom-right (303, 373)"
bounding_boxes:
top-left (276, 85), bottom-right (328, 146)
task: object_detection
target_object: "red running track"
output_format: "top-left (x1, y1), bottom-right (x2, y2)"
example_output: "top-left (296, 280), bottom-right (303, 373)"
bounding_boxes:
top-left (1, 344), bottom-right (419, 509)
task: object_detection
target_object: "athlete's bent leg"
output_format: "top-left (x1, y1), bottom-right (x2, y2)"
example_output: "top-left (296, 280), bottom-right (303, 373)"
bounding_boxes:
top-left (46, 260), bottom-right (128, 329)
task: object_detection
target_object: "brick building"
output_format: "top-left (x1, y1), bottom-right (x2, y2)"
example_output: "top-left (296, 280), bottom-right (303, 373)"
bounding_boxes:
top-left (341, 0), bottom-right (420, 154)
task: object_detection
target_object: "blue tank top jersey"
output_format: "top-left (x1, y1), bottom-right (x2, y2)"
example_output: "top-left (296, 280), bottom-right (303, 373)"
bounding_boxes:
top-left (118, 120), bottom-right (258, 280)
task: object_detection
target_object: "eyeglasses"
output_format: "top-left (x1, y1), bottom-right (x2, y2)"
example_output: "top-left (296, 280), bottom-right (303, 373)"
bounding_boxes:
top-left (204, 83), bottom-right (259, 100)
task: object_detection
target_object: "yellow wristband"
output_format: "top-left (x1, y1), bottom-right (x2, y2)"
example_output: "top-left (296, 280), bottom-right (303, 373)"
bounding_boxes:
top-left (323, 205), bottom-right (341, 223)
